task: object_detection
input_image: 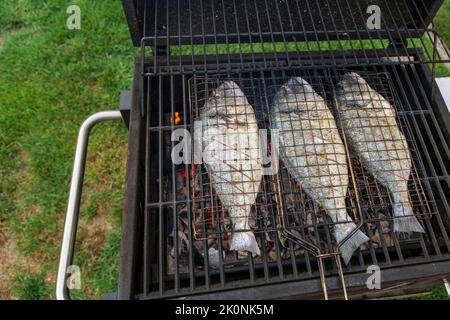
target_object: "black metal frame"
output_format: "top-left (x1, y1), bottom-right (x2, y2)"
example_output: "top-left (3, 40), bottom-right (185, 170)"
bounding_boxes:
top-left (122, 0), bottom-right (443, 46)
top-left (118, 52), bottom-right (450, 299)
top-left (133, 0), bottom-right (450, 76)
top-left (117, 0), bottom-right (450, 300)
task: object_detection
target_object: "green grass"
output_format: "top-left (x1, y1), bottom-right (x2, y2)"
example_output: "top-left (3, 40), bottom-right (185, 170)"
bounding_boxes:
top-left (11, 271), bottom-right (52, 300)
top-left (0, 0), bottom-right (133, 299)
top-left (0, 0), bottom-right (450, 300)
top-left (407, 286), bottom-right (449, 300)
top-left (435, 0), bottom-right (450, 48)
top-left (434, 0), bottom-right (450, 76)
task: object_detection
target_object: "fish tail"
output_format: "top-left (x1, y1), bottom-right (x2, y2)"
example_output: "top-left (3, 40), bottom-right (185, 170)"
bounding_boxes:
top-left (393, 203), bottom-right (425, 233)
top-left (327, 206), bottom-right (369, 264)
top-left (230, 231), bottom-right (261, 256)
top-left (338, 227), bottom-right (370, 265)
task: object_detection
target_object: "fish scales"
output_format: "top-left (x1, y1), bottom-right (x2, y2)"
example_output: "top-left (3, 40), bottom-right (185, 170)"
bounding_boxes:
top-left (201, 81), bottom-right (262, 255)
top-left (271, 77), bottom-right (369, 264)
top-left (336, 72), bottom-right (424, 234)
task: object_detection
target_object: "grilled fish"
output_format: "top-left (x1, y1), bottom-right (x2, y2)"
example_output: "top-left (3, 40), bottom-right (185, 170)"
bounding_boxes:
top-left (336, 72), bottom-right (425, 234)
top-left (201, 81), bottom-right (262, 255)
top-left (271, 77), bottom-right (369, 264)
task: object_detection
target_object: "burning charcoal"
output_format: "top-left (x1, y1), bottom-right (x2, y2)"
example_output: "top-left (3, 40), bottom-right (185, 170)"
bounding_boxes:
top-left (178, 204), bottom-right (188, 217)
top-left (208, 237), bottom-right (216, 247)
top-left (169, 246), bottom-right (182, 258)
top-left (193, 239), bottom-right (204, 253)
top-left (268, 248), bottom-right (278, 261)
top-left (220, 235), bottom-right (231, 252)
top-left (276, 227), bottom-right (288, 248)
top-left (264, 231), bottom-right (275, 243)
top-left (284, 245), bottom-right (304, 259)
top-left (237, 249), bottom-right (258, 259)
top-left (285, 194), bottom-right (296, 210)
top-left (167, 250), bottom-right (191, 275)
top-left (282, 248), bottom-right (291, 259)
top-left (169, 227), bottom-right (188, 257)
top-left (379, 214), bottom-right (391, 233)
top-left (207, 248), bottom-right (225, 269)
top-left (238, 251), bottom-right (248, 259)
top-left (248, 213), bottom-right (257, 229)
top-left (193, 246), bottom-right (205, 266)
top-left (170, 246), bottom-right (179, 258)
top-left (305, 212), bottom-right (314, 233)
top-left (370, 230), bottom-right (381, 248)
top-left (264, 237), bottom-right (275, 253)
top-left (383, 234), bottom-right (395, 247)
top-left (360, 242), bottom-right (369, 251)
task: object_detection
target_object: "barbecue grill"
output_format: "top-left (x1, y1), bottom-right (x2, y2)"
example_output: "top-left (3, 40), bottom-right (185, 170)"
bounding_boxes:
top-left (57, 0), bottom-right (450, 300)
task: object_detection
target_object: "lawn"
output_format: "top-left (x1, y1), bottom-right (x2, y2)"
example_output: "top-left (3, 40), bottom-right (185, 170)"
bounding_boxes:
top-left (0, 0), bottom-right (134, 299)
top-left (0, 0), bottom-right (449, 300)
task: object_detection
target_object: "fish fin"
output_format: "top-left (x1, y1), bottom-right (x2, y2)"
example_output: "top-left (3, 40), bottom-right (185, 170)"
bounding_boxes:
top-left (230, 231), bottom-right (261, 256)
top-left (217, 81), bottom-right (240, 91)
top-left (393, 205), bottom-right (425, 233)
top-left (339, 229), bottom-right (369, 265)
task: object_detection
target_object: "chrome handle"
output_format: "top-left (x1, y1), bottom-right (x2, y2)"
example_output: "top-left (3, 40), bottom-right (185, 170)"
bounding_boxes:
top-left (56, 111), bottom-right (123, 300)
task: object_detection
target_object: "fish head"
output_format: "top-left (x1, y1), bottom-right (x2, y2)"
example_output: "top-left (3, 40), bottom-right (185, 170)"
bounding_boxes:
top-left (203, 81), bottom-right (248, 116)
top-left (337, 72), bottom-right (372, 93)
top-left (336, 72), bottom-right (373, 108)
top-left (273, 77), bottom-right (319, 113)
top-left (339, 72), bottom-right (368, 86)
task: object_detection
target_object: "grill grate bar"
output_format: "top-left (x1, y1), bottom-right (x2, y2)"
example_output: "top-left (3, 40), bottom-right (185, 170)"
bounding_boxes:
top-left (400, 66), bottom-right (450, 191)
top-left (188, 69), bottom-right (433, 287)
top-left (387, 65), bottom-right (450, 253)
top-left (143, 77), bottom-right (151, 298)
top-left (139, 0), bottom-right (449, 76)
top-left (158, 75), bottom-right (165, 296)
top-left (130, 1), bottom-right (450, 299)
top-left (170, 76), bottom-right (180, 293)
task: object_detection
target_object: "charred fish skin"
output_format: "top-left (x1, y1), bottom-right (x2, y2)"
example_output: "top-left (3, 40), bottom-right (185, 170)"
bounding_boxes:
top-left (201, 81), bottom-right (262, 256)
top-left (336, 72), bottom-right (425, 234)
top-left (271, 77), bottom-right (369, 264)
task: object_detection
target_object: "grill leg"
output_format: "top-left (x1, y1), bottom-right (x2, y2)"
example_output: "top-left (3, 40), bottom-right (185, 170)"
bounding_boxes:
top-left (335, 255), bottom-right (349, 300)
top-left (317, 257), bottom-right (329, 300)
top-left (317, 254), bottom-right (349, 300)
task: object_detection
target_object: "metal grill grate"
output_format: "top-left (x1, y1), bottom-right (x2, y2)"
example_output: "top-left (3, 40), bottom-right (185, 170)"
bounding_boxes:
top-left (118, 0), bottom-right (450, 300)
top-left (334, 71), bottom-right (435, 225)
top-left (136, 0), bottom-right (450, 75)
top-left (138, 63), bottom-right (450, 299)
top-left (187, 70), bottom-right (437, 265)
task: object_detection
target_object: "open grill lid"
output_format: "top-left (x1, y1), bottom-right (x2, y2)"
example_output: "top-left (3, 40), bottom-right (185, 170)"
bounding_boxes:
top-left (122, 0), bottom-right (450, 75)
top-left (122, 0), bottom-right (443, 47)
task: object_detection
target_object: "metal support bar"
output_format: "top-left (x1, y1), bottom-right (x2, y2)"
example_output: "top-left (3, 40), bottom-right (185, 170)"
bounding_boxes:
top-left (443, 278), bottom-right (450, 298)
top-left (56, 111), bottom-right (123, 300)
top-left (120, 91), bottom-right (132, 129)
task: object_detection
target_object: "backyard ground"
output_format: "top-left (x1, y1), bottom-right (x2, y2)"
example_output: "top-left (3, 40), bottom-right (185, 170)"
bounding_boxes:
top-left (0, 0), bottom-right (449, 299)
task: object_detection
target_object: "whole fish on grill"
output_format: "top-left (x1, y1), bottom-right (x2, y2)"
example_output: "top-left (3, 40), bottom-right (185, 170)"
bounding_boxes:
top-left (336, 72), bottom-right (425, 234)
top-left (271, 77), bottom-right (369, 264)
top-left (200, 81), bottom-right (262, 256)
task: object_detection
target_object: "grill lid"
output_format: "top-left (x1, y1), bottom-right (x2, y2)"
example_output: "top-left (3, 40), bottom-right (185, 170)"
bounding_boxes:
top-left (122, 0), bottom-right (443, 47)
